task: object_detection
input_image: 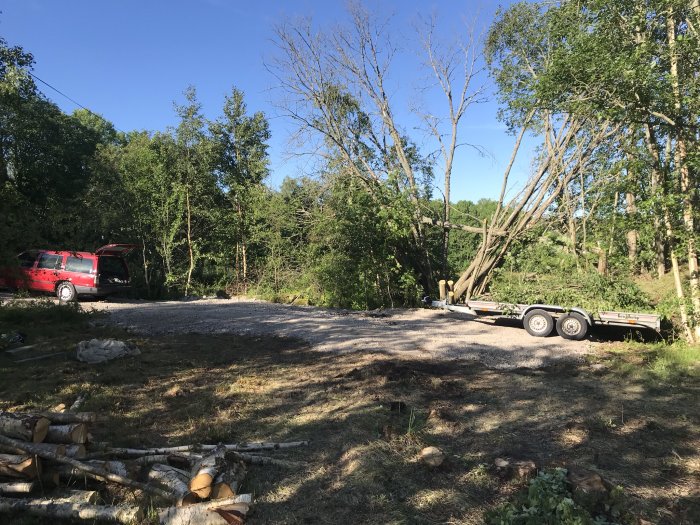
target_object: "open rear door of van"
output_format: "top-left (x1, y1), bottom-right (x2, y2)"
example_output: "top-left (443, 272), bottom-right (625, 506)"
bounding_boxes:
top-left (95, 244), bottom-right (137, 256)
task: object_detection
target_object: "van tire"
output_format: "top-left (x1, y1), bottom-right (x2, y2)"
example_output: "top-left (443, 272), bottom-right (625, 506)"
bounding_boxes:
top-left (56, 282), bottom-right (77, 302)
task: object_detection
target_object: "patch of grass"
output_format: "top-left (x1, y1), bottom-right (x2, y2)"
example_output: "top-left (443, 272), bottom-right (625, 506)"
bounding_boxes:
top-left (0, 298), bottom-right (98, 337)
top-left (604, 340), bottom-right (700, 382)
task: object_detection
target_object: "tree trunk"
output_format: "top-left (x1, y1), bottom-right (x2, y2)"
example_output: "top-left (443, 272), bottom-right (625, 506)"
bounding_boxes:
top-left (0, 496), bottom-right (142, 524)
top-left (625, 191), bottom-right (638, 271)
top-left (667, 7), bottom-right (700, 340)
top-left (0, 413), bottom-right (49, 443)
top-left (185, 186), bottom-right (195, 296)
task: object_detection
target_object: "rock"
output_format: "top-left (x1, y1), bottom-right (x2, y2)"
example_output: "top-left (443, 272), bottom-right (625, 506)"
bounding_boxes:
top-left (76, 339), bottom-right (141, 364)
top-left (419, 446), bottom-right (445, 467)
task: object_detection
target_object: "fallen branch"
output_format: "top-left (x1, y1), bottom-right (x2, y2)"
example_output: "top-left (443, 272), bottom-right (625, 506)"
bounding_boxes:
top-left (232, 452), bottom-right (306, 468)
top-left (0, 435), bottom-right (173, 501)
top-left (91, 441), bottom-right (309, 457)
top-left (0, 496), bottom-right (142, 524)
top-left (69, 393), bottom-right (88, 412)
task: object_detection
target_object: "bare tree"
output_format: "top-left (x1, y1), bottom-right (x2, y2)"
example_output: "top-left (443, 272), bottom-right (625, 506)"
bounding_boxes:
top-left (269, 3), bottom-right (487, 289)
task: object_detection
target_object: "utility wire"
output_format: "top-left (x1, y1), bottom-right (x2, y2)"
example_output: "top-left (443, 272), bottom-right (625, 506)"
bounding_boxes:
top-left (28, 71), bottom-right (124, 133)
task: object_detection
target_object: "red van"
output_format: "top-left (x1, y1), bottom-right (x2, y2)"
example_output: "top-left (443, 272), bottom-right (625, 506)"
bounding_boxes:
top-left (0, 244), bottom-right (135, 301)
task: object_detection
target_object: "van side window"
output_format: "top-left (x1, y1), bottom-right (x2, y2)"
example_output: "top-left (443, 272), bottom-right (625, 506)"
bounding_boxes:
top-left (37, 254), bottom-right (63, 270)
top-left (18, 252), bottom-right (39, 268)
top-left (66, 256), bottom-right (93, 274)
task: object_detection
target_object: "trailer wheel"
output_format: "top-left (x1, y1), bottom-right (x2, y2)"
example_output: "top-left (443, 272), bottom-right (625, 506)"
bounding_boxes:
top-left (555, 312), bottom-right (588, 340)
top-left (523, 309), bottom-right (554, 337)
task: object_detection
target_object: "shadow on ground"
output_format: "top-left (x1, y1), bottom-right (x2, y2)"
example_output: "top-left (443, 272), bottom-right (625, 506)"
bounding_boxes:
top-left (0, 330), bottom-right (697, 524)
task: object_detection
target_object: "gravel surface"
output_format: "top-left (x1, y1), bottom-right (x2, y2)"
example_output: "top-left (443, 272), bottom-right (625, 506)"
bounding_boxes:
top-left (92, 298), bottom-right (593, 369)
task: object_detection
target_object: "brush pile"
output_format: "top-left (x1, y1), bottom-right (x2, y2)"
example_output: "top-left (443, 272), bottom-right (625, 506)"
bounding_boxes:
top-left (0, 403), bottom-right (308, 524)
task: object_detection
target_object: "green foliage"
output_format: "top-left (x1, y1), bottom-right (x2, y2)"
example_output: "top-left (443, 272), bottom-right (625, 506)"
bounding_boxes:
top-left (490, 232), bottom-right (653, 313)
top-left (0, 299), bottom-right (95, 329)
top-left (486, 468), bottom-right (628, 525)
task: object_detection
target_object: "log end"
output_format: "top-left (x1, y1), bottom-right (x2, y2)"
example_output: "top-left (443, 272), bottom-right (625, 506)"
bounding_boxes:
top-left (33, 417), bottom-right (50, 443)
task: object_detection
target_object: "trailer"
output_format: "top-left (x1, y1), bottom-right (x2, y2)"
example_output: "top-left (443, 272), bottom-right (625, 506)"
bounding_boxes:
top-left (426, 298), bottom-right (661, 340)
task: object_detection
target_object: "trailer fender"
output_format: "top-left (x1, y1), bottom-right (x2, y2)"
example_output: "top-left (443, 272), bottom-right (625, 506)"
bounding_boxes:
top-left (519, 304), bottom-right (565, 320)
top-left (568, 307), bottom-right (593, 327)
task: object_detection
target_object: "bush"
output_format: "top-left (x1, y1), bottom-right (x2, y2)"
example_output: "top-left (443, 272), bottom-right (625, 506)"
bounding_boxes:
top-left (486, 468), bottom-right (629, 525)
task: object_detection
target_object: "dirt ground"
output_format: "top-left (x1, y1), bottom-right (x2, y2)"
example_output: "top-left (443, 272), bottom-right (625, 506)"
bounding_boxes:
top-left (93, 297), bottom-right (593, 369)
top-left (0, 298), bottom-right (698, 524)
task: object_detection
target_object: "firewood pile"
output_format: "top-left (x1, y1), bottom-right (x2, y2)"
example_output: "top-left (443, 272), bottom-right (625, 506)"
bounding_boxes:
top-left (0, 405), bottom-right (308, 524)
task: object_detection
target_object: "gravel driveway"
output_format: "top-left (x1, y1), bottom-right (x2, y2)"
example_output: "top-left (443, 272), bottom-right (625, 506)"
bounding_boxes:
top-left (93, 298), bottom-right (592, 369)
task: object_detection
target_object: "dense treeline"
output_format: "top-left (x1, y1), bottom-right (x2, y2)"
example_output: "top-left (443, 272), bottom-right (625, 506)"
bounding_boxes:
top-left (1, 0), bottom-right (700, 339)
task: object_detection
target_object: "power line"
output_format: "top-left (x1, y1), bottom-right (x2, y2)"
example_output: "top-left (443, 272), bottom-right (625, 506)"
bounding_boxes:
top-left (28, 71), bottom-right (124, 133)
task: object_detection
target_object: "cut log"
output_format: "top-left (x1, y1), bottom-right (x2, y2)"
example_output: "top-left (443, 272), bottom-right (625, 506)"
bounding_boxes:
top-left (211, 458), bottom-right (246, 499)
top-left (39, 412), bottom-right (96, 424)
top-left (148, 464), bottom-right (200, 506)
top-left (1, 442), bottom-right (66, 457)
top-left (0, 481), bottom-right (36, 494)
top-left (51, 489), bottom-right (99, 504)
top-left (57, 460), bottom-right (132, 480)
top-left (0, 434), bottom-right (173, 501)
top-left (189, 445), bottom-right (226, 499)
top-left (0, 412), bottom-right (50, 443)
top-left (66, 444), bottom-right (87, 459)
top-left (210, 481), bottom-right (235, 500)
top-left (158, 494), bottom-right (251, 525)
top-left (46, 423), bottom-right (88, 444)
top-left (0, 453), bottom-right (41, 479)
top-left (0, 496), bottom-right (142, 524)
top-left (52, 403), bottom-right (67, 412)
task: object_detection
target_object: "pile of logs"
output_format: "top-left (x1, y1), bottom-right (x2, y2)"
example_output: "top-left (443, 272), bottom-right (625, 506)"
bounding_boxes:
top-left (0, 408), bottom-right (307, 524)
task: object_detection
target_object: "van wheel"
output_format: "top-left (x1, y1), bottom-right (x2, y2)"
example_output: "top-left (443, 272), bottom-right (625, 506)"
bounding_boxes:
top-left (523, 309), bottom-right (554, 337)
top-left (56, 282), bottom-right (77, 302)
top-left (556, 313), bottom-right (588, 340)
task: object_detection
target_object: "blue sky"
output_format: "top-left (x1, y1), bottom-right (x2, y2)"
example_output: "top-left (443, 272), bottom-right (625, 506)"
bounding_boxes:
top-left (2, 0), bottom-right (535, 202)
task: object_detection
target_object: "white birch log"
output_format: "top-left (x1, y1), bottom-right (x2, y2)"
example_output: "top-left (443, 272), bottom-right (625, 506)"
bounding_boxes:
top-left (0, 453), bottom-right (41, 479)
top-left (0, 434), bottom-right (173, 500)
top-left (39, 411), bottom-right (96, 424)
top-left (66, 444), bottom-right (87, 458)
top-left (0, 412), bottom-right (50, 443)
top-left (0, 442), bottom-right (66, 457)
top-left (0, 496), bottom-right (142, 524)
top-left (51, 489), bottom-right (99, 504)
top-left (211, 458), bottom-right (246, 499)
top-left (0, 481), bottom-right (36, 494)
top-left (46, 423), bottom-right (88, 444)
top-left (231, 451), bottom-right (305, 468)
top-left (69, 393), bottom-right (88, 412)
top-left (149, 464), bottom-right (189, 497)
top-left (158, 495), bottom-right (251, 525)
top-left (94, 440), bottom-right (308, 457)
top-left (188, 445), bottom-right (226, 499)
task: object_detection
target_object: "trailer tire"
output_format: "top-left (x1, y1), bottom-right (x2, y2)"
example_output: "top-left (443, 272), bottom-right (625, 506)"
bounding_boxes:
top-left (523, 309), bottom-right (554, 337)
top-left (555, 312), bottom-right (588, 340)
